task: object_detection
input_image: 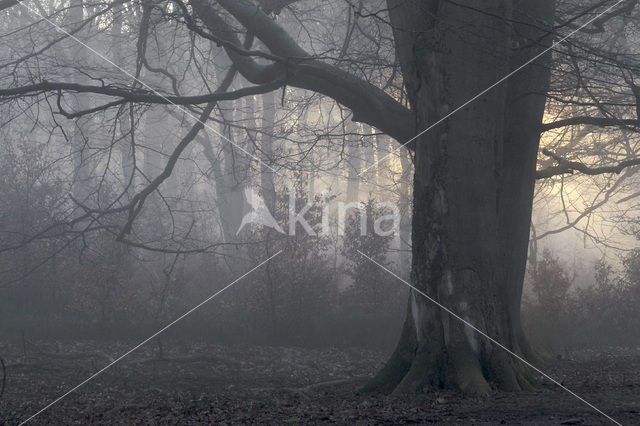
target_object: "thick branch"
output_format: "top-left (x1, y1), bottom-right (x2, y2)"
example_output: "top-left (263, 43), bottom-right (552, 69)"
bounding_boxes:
top-left (0, 79), bottom-right (285, 106)
top-left (540, 116), bottom-right (638, 132)
top-left (536, 149), bottom-right (640, 179)
top-left (257, 0), bottom-right (300, 15)
top-left (0, 0), bottom-right (21, 12)
top-left (191, 0), bottom-right (414, 145)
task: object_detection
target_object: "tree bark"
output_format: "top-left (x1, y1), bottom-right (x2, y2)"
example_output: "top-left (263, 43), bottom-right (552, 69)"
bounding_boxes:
top-left (366, 0), bottom-right (555, 395)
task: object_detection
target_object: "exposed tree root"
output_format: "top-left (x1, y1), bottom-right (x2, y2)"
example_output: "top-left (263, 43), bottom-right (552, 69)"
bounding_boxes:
top-left (449, 348), bottom-right (491, 396)
top-left (364, 314), bottom-right (541, 395)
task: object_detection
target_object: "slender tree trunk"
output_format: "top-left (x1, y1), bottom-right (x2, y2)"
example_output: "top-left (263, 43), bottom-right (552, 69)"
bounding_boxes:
top-left (397, 148), bottom-right (413, 270)
top-left (346, 121), bottom-right (361, 203)
top-left (260, 91), bottom-right (277, 211)
top-left (362, 124), bottom-right (377, 188)
top-left (66, 0), bottom-right (94, 201)
top-left (367, 0), bottom-right (554, 395)
top-left (111, 10), bottom-right (136, 189)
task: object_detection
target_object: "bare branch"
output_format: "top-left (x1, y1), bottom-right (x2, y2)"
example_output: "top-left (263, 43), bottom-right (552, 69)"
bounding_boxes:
top-left (0, 80), bottom-right (285, 106)
top-left (540, 116), bottom-right (638, 132)
top-left (536, 148), bottom-right (640, 179)
top-left (190, 0), bottom-right (414, 145)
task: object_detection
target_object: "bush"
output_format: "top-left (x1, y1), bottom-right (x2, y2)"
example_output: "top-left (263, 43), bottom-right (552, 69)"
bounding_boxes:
top-left (523, 248), bottom-right (640, 354)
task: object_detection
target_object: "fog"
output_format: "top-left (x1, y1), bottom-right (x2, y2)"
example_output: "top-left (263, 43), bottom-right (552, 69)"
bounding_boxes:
top-left (0, 0), bottom-right (639, 424)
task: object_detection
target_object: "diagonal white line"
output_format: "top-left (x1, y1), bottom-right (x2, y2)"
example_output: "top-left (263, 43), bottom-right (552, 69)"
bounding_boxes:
top-left (360, 0), bottom-right (626, 176)
top-left (19, 250), bottom-right (282, 425)
top-left (357, 250), bottom-right (622, 426)
top-left (16, 1), bottom-right (279, 173)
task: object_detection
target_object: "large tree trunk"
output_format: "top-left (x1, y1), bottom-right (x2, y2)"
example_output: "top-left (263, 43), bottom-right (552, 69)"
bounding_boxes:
top-left (367, 0), bottom-right (555, 395)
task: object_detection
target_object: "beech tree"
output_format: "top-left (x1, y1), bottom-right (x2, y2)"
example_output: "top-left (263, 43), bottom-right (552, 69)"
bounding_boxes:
top-left (365, 1), bottom-right (556, 394)
top-left (1, 0), bottom-right (639, 395)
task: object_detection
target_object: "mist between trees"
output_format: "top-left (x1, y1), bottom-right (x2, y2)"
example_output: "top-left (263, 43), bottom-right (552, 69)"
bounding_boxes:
top-left (0, 177), bottom-right (410, 349)
top-left (0, 0), bottom-right (639, 399)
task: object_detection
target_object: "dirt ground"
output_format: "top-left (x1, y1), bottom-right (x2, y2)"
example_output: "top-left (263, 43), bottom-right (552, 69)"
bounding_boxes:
top-left (0, 340), bottom-right (638, 425)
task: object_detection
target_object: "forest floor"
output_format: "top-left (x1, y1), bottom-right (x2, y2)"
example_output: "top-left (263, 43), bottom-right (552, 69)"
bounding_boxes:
top-left (0, 340), bottom-right (638, 425)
